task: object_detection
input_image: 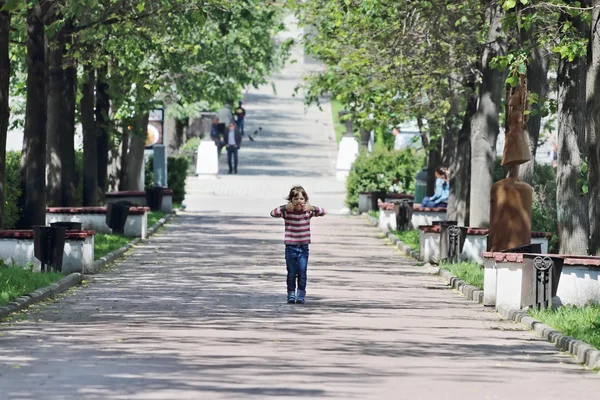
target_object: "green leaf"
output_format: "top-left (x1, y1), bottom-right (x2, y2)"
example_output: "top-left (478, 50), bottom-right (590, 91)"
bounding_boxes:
top-left (519, 0), bottom-right (529, 4)
top-left (137, 3), bottom-right (145, 13)
top-left (517, 63), bottom-right (527, 75)
top-left (0, 0), bottom-right (23, 12)
top-left (503, 0), bottom-right (517, 10)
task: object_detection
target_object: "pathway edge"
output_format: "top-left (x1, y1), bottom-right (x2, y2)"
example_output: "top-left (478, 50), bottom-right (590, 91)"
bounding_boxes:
top-left (0, 210), bottom-right (178, 320)
top-left (362, 213), bottom-right (600, 370)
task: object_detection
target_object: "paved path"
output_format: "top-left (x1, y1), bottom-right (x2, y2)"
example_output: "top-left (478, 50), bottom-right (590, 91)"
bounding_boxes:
top-left (1, 15), bottom-right (599, 400)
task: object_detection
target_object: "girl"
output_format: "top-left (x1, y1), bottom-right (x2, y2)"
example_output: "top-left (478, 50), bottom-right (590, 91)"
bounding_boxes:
top-left (270, 186), bottom-right (326, 304)
top-left (421, 167), bottom-right (450, 208)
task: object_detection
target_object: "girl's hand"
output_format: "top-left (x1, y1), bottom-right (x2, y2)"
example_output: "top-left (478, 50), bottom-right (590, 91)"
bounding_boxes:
top-left (285, 202), bottom-right (295, 211)
top-left (304, 204), bottom-right (315, 212)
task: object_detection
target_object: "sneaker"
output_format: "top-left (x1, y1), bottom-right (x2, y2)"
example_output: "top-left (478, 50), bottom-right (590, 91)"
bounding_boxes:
top-left (296, 297), bottom-right (305, 304)
top-left (287, 292), bottom-right (296, 304)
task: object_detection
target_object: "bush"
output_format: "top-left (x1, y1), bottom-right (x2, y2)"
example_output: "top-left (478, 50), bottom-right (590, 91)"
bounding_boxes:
top-left (145, 155), bottom-right (189, 204)
top-left (4, 152), bottom-right (22, 229)
top-left (346, 146), bottom-right (425, 209)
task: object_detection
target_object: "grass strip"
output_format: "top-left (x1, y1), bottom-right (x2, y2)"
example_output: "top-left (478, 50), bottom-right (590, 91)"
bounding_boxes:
top-left (148, 211), bottom-right (166, 228)
top-left (0, 264), bottom-right (64, 307)
top-left (94, 233), bottom-right (131, 260)
top-left (440, 261), bottom-right (484, 289)
top-left (530, 306), bottom-right (600, 351)
top-left (392, 229), bottom-right (420, 251)
top-left (368, 210), bottom-right (379, 219)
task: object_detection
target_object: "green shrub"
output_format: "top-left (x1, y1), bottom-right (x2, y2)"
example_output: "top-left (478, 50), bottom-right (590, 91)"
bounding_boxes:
top-left (168, 156), bottom-right (189, 204)
top-left (346, 146), bottom-right (425, 209)
top-left (145, 155), bottom-right (189, 204)
top-left (4, 152), bottom-right (22, 229)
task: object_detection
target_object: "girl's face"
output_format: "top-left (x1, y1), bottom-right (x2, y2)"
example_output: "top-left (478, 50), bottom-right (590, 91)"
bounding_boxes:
top-left (291, 192), bottom-right (306, 209)
top-left (435, 172), bottom-right (442, 179)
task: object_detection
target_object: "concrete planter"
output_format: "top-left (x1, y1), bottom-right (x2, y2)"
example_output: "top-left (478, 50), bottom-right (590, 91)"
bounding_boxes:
top-left (105, 189), bottom-right (173, 213)
top-left (411, 205), bottom-right (446, 228)
top-left (0, 230), bottom-right (95, 274)
top-left (46, 207), bottom-right (149, 238)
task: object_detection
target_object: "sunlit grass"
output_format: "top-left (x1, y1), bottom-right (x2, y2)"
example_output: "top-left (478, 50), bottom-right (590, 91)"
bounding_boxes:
top-left (392, 229), bottom-right (420, 251)
top-left (440, 261), bottom-right (484, 289)
top-left (530, 305), bottom-right (600, 350)
top-left (0, 263), bottom-right (63, 307)
top-left (94, 233), bottom-right (131, 260)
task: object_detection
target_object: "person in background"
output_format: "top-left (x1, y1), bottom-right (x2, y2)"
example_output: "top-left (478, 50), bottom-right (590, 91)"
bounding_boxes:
top-left (234, 100), bottom-right (246, 136)
top-left (210, 117), bottom-right (224, 154)
top-left (420, 167), bottom-right (450, 208)
top-left (392, 126), bottom-right (404, 151)
top-left (223, 122), bottom-right (242, 174)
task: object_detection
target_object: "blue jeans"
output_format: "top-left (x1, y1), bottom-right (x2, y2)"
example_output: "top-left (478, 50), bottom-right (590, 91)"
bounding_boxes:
top-left (236, 118), bottom-right (245, 135)
top-left (285, 244), bottom-right (309, 296)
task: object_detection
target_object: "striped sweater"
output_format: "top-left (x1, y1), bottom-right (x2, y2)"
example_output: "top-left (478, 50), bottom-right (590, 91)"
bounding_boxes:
top-left (270, 205), bottom-right (326, 244)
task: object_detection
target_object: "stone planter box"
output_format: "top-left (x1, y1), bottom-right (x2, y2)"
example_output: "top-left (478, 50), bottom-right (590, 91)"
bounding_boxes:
top-left (418, 225), bottom-right (551, 265)
top-left (482, 253), bottom-right (600, 309)
top-left (46, 207), bottom-right (149, 238)
top-left (378, 202), bottom-right (397, 231)
top-left (105, 189), bottom-right (173, 213)
top-left (0, 230), bottom-right (95, 274)
top-left (411, 205), bottom-right (447, 228)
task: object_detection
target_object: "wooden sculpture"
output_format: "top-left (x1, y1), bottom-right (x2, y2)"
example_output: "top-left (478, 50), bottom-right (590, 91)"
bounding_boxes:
top-left (488, 74), bottom-right (533, 252)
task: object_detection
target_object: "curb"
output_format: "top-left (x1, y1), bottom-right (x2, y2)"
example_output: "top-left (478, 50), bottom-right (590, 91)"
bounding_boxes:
top-left (0, 210), bottom-right (177, 320)
top-left (438, 268), bottom-right (484, 304)
top-left (497, 305), bottom-right (600, 370)
top-left (0, 273), bottom-right (83, 320)
top-left (361, 212), bottom-right (600, 370)
top-left (88, 210), bottom-right (177, 274)
top-left (364, 214), bottom-right (421, 260)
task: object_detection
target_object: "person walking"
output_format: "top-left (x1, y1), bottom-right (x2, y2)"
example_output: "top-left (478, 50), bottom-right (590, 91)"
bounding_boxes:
top-left (234, 100), bottom-right (246, 136)
top-left (223, 122), bottom-right (242, 174)
top-left (270, 186), bottom-right (326, 304)
top-left (210, 117), bottom-right (224, 154)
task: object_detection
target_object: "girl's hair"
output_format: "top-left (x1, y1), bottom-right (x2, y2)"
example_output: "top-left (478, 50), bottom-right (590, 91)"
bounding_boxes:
top-left (435, 166), bottom-right (449, 180)
top-left (287, 186), bottom-right (309, 202)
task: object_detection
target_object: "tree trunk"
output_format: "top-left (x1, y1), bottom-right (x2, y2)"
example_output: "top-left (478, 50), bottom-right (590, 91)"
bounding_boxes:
top-left (173, 118), bottom-right (187, 151)
top-left (468, 2), bottom-right (506, 228)
top-left (122, 112), bottom-right (149, 191)
top-left (447, 84), bottom-right (477, 226)
top-left (81, 66), bottom-right (98, 206)
top-left (557, 55), bottom-right (589, 255)
top-left (96, 65), bottom-right (110, 198)
top-left (518, 38), bottom-right (550, 184)
top-left (442, 83), bottom-right (460, 169)
top-left (587, 0), bottom-right (600, 255)
top-left (19, 4), bottom-right (46, 228)
top-left (118, 125), bottom-right (130, 190)
top-left (45, 21), bottom-right (65, 206)
top-left (0, 6), bottom-right (9, 228)
top-left (61, 19), bottom-right (76, 207)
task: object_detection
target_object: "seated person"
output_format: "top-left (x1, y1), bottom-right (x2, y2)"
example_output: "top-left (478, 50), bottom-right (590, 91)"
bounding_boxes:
top-left (420, 167), bottom-right (449, 208)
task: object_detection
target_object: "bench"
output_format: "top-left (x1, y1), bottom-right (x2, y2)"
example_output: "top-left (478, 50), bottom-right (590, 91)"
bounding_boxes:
top-left (411, 205), bottom-right (447, 228)
top-left (105, 189), bottom-right (173, 213)
top-left (482, 253), bottom-right (600, 309)
top-left (46, 207), bottom-right (149, 238)
top-left (418, 225), bottom-right (552, 264)
top-left (0, 230), bottom-right (95, 274)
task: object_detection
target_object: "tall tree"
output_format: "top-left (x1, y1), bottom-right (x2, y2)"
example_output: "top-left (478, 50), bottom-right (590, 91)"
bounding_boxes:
top-left (469, 1), bottom-right (507, 228)
top-left (557, 50), bottom-right (589, 255)
top-left (19, 2), bottom-right (46, 228)
top-left (95, 65), bottom-right (110, 198)
top-left (587, 0), bottom-right (600, 255)
top-left (0, 2), bottom-right (9, 228)
top-left (81, 65), bottom-right (98, 206)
